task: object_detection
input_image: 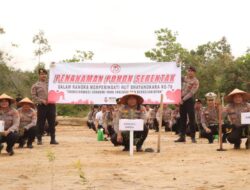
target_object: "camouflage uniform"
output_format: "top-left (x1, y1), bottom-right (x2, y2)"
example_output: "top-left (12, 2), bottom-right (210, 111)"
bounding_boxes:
top-left (0, 107), bottom-right (20, 153)
top-left (18, 107), bottom-right (37, 147)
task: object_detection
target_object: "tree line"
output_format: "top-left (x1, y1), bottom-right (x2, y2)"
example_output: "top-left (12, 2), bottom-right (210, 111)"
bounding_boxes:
top-left (0, 27), bottom-right (249, 116)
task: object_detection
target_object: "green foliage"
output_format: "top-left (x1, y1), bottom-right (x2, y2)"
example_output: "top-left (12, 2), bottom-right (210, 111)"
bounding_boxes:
top-left (32, 30), bottom-right (51, 63)
top-left (62, 50), bottom-right (94, 63)
top-left (47, 149), bottom-right (56, 162)
top-left (74, 160), bottom-right (87, 184)
top-left (57, 104), bottom-right (90, 117)
top-left (145, 28), bottom-right (188, 62)
top-left (145, 29), bottom-right (244, 100)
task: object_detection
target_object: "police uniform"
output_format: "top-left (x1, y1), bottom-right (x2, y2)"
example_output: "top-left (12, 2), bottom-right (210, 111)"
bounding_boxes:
top-left (31, 68), bottom-right (58, 145)
top-left (156, 106), bottom-right (172, 132)
top-left (175, 66), bottom-right (199, 143)
top-left (149, 106), bottom-right (158, 130)
top-left (111, 93), bottom-right (148, 152)
top-left (0, 94), bottom-right (20, 156)
top-left (223, 89), bottom-right (250, 149)
top-left (200, 92), bottom-right (218, 143)
top-left (171, 105), bottom-right (181, 134)
top-left (87, 105), bottom-right (98, 131)
top-left (17, 98), bottom-right (37, 148)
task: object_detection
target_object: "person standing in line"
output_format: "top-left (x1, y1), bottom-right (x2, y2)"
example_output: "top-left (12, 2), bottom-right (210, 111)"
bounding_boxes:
top-left (175, 66), bottom-right (199, 143)
top-left (31, 68), bottom-right (58, 145)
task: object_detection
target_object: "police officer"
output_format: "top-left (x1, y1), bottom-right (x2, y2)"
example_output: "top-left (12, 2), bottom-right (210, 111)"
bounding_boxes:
top-left (175, 66), bottom-right (199, 143)
top-left (200, 92), bottom-right (218, 143)
top-left (156, 104), bottom-right (172, 132)
top-left (194, 99), bottom-right (203, 137)
top-left (0, 93), bottom-right (20, 156)
top-left (17, 97), bottom-right (37, 148)
top-left (224, 89), bottom-right (250, 149)
top-left (31, 68), bottom-right (58, 145)
top-left (171, 105), bottom-right (181, 134)
top-left (111, 92), bottom-right (148, 152)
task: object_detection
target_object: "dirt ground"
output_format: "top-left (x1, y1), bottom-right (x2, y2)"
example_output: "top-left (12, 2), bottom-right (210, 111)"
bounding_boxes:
top-left (0, 125), bottom-right (249, 190)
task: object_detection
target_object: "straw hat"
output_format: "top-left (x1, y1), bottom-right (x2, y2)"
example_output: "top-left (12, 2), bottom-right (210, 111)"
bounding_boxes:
top-left (0, 93), bottom-right (15, 104)
top-left (120, 92), bottom-right (144, 105)
top-left (224, 89), bottom-right (250, 102)
top-left (17, 97), bottom-right (35, 108)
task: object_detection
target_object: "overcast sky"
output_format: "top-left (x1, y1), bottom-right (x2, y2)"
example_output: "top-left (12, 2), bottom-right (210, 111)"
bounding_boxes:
top-left (1, 0), bottom-right (250, 71)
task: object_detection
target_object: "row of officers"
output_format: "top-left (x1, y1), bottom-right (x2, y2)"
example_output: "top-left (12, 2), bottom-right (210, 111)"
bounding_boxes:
top-left (0, 68), bottom-right (58, 156)
top-left (87, 89), bottom-right (250, 152)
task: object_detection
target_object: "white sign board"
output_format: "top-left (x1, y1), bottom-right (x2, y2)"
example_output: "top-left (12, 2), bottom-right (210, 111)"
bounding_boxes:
top-left (241, 112), bottom-right (250, 124)
top-left (0, 120), bottom-right (5, 132)
top-left (119, 119), bottom-right (144, 131)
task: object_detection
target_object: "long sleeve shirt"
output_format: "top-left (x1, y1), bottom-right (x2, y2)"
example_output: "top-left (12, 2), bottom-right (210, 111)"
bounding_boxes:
top-left (156, 108), bottom-right (172, 123)
top-left (223, 103), bottom-right (250, 127)
top-left (114, 105), bottom-right (146, 133)
top-left (0, 107), bottom-right (20, 132)
top-left (201, 106), bottom-right (218, 129)
top-left (18, 108), bottom-right (37, 130)
top-left (182, 76), bottom-right (199, 101)
top-left (31, 81), bottom-right (48, 104)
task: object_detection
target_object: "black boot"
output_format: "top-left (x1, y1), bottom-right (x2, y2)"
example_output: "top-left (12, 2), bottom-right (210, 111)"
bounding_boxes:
top-left (175, 135), bottom-right (186, 142)
top-left (191, 137), bottom-right (197, 143)
top-left (122, 145), bottom-right (129, 151)
top-left (50, 135), bottom-right (59, 145)
top-left (234, 140), bottom-right (241, 149)
top-left (136, 144), bottom-right (143, 152)
top-left (6, 147), bottom-right (14, 156)
top-left (18, 138), bottom-right (25, 148)
top-left (27, 140), bottom-right (33, 149)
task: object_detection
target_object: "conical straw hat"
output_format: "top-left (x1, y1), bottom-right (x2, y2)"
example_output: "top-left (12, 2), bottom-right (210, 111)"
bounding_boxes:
top-left (17, 97), bottom-right (35, 108)
top-left (120, 92), bottom-right (144, 105)
top-left (224, 88), bottom-right (250, 102)
top-left (0, 93), bottom-right (15, 104)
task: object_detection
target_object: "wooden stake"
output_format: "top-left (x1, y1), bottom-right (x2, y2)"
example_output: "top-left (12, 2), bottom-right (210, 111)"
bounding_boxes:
top-left (157, 94), bottom-right (164, 153)
top-left (217, 93), bottom-right (226, 151)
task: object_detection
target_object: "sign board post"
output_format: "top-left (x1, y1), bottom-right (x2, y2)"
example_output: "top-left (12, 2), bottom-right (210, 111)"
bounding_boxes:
top-left (119, 119), bottom-right (144, 156)
top-left (241, 112), bottom-right (250, 149)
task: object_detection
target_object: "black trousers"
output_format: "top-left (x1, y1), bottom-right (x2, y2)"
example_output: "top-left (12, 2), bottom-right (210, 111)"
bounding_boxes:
top-left (172, 118), bottom-right (181, 134)
top-left (37, 104), bottom-right (56, 140)
top-left (180, 98), bottom-right (196, 138)
top-left (200, 124), bottom-right (218, 143)
top-left (155, 120), bottom-right (170, 132)
top-left (18, 127), bottom-right (37, 145)
top-left (111, 125), bottom-right (149, 148)
top-left (0, 132), bottom-right (19, 151)
top-left (227, 125), bottom-right (249, 145)
top-left (87, 121), bottom-right (94, 129)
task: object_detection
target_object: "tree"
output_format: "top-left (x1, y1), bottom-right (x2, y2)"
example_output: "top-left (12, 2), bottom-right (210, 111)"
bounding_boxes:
top-left (220, 53), bottom-right (250, 93)
top-left (32, 30), bottom-right (51, 64)
top-left (145, 28), bottom-right (188, 62)
top-left (63, 50), bottom-right (94, 63)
